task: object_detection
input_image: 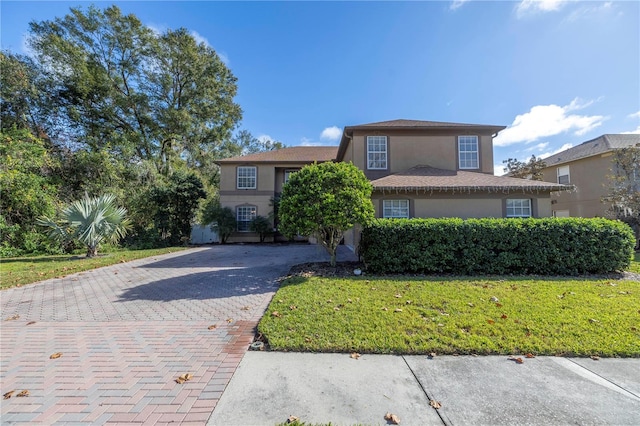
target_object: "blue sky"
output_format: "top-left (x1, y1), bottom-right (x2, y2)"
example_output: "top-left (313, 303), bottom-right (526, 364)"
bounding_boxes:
top-left (2, 1), bottom-right (639, 175)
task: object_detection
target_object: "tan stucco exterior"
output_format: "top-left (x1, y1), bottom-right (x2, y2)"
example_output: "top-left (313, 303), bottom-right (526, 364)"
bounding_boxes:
top-left (341, 129), bottom-right (495, 180)
top-left (541, 154), bottom-right (614, 218)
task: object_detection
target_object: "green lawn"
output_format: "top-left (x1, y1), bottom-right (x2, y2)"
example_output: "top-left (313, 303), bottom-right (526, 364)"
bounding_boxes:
top-left (259, 276), bottom-right (640, 357)
top-left (1, 247), bottom-right (187, 289)
top-left (629, 251), bottom-right (640, 273)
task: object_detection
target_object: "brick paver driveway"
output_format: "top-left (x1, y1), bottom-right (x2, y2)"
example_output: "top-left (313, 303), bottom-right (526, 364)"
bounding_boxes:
top-left (1, 244), bottom-right (346, 425)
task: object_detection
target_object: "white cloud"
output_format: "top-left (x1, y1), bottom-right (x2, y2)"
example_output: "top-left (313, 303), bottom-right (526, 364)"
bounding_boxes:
top-left (628, 111), bottom-right (640, 119)
top-left (566, 1), bottom-right (613, 22)
top-left (494, 164), bottom-right (506, 176)
top-left (539, 143), bottom-right (574, 159)
top-left (494, 98), bottom-right (606, 147)
top-left (20, 33), bottom-right (35, 56)
top-left (320, 126), bottom-right (341, 141)
top-left (527, 142), bottom-right (550, 152)
top-left (621, 126), bottom-right (640, 135)
top-left (257, 134), bottom-right (273, 144)
top-left (299, 137), bottom-right (326, 147)
top-left (450, 0), bottom-right (470, 11)
top-left (516, 0), bottom-right (567, 18)
top-left (146, 23), bottom-right (166, 36)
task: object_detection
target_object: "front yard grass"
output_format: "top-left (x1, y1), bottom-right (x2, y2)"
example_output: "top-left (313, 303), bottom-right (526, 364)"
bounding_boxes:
top-left (629, 251), bottom-right (640, 273)
top-left (1, 247), bottom-right (187, 289)
top-left (259, 276), bottom-right (640, 357)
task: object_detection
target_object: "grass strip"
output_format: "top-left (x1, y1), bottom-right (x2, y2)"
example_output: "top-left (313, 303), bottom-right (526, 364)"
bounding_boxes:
top-left (259, 276), bottom-right (640, 357)
top-left (1, 247), bottom-right (187, 289)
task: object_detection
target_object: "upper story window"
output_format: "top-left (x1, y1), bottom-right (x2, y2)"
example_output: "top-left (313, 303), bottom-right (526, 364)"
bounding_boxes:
top-left (367, 136), bottom-right (388, 170)
top-left (383, 200), bottom-right (409, 219)
top-left (557, 166), bottom-right (570, 184)
top-left (237, 166), bottom-right (257, 189)
top-left (284, 169), bottom-right (298, 183)
top-left (506, 199), bottom-right (532, 218)
top-left (458, 136), bottom-right (479, 169)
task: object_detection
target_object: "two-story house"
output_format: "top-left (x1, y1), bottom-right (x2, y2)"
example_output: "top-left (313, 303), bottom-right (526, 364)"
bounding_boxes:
top-left (216, 119), bottom-right (568, 246)
top-left (539, 134), bottom-right (640, 218)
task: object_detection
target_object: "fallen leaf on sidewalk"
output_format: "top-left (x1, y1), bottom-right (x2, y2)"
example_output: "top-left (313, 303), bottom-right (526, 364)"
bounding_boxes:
top-left (241, 306), bottom-right (251, 311)
top-left (175, 373), bottom-right (193, 384)
top-left (429, 400), bottom-right (442, 409)
top-left (428, 352), bottom-right (436, 359)
top-left (384, 412), bottom-right (401, 424)
top-left (350, 352), bottom-right (361, 360)
top-left (49, 352), bottom-right (62, 359)
top-left (286, 415), bottom-right (299, 423)
top-left (590, 355), bottom-right (600, 361)
top-left (5, 315), bottom-right (20, 321)
top-left (3, 391), bottom-right (14, 399)
top-left (226, 318), bottom-right (233, 323)
top-left (208, 325), bottom-right (217, 330)
top-left (26, 321), bottom-right (36, 326)
top-left (508, 356), bottom-right (524, 364)
top-left (525, 353), bottom-right (535, 358)
top-left (16, 390), bottom-right (29, 397)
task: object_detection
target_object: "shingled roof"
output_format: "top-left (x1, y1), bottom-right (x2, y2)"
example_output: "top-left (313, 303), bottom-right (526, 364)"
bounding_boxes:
top-left (216, 146), bottom-right (337, 163)
top-left (346, 119), bottom-right (505, 130)
top-left (542, 134), bottom-right (640, 167)
top-left (371, 166), bottom-right (571, 194)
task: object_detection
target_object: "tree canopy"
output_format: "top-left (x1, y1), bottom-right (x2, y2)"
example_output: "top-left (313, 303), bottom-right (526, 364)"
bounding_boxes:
top-left (27, 5), bottom-right (242, 174)
top-left (502, 155), bottom-right (546, 180)
top-left (279, 162), bottom-right (374, 266)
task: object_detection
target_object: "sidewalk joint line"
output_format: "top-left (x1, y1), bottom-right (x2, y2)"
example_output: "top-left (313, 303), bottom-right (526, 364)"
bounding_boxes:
top-left (565, 358), bottom-right (640, 401)
top-left (401, 356), bottom-right (450, 426)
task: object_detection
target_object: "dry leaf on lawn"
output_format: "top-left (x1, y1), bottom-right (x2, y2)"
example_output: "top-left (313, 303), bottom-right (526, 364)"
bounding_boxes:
top-left (384, 412), bottom-right (401, 424)
top-left (289, 305), bottom-right (297, 310)
top-left (350, 352), bottom-right (361, 360)
top-left (272, 311), bottom-right (282, 318)
top-left (429, 400), bottom-right (442, 409)
top-left (16, 390), bottom-right (29, 397)
top-left (3, 391), bottom-right (14, 399)
top-left (501, 314), bottom-right (508, 319)
top-left (394, 308), bottom-right (403, 312)
top-left (49, 352), bottom-right (62, 359)
top-left (395, 294), bottom-right (402, 298)
top-left (487, 319), bottom-right (495, 324)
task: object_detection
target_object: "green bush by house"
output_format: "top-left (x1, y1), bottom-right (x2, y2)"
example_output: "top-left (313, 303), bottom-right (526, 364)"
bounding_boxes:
top-left (360, 218), bottom-right (635, 275)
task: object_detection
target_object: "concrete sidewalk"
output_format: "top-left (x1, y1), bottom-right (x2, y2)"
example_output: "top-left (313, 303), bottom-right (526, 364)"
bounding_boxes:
top-left (209, 352), bottom-right (640, 426)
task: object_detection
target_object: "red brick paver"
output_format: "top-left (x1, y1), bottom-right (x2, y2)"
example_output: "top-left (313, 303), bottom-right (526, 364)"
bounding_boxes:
top-left (1, 245), bottom-right (335, 425)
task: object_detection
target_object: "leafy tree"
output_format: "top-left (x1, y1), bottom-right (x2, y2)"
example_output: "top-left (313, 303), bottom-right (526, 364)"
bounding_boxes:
top-left (231, 130), bottom-right (285, 156)
top-left (0, 128), bottom-right (60, 255)
top-left (502, 155), bottom-right (546, 180)
top-left (38, 194), bottom-right (130, 257)
top-left (250, 216), bottom-right (273, 243)
top-left (603, 146), bottom-right (640, 248)
top-left (28, 5), bottom-right (242, 173)
top-left (201, 203), bottom-right (236, 244)
top-left (150, 171), bottom-right (206, 245)
top-left (279, 162), bottom-right (374, 266)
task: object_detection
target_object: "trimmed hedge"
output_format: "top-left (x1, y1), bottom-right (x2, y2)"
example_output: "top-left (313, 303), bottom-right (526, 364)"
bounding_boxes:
top-left (360, 218), bottom-right (635, 275)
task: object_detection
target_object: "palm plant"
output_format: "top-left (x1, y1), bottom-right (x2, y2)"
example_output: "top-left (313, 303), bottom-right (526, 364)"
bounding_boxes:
top-left (38, 194), bottom-right (131, 257)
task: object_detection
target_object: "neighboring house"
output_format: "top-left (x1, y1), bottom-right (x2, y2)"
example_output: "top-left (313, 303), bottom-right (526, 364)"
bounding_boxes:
top-left (539, 134), bottom-right (640, 218)
top-left (216, 119), bottom-right (569, 245)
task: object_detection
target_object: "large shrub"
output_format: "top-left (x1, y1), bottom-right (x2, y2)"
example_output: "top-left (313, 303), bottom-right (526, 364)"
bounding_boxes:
top-left (360, 218), bottom-right (635, 275)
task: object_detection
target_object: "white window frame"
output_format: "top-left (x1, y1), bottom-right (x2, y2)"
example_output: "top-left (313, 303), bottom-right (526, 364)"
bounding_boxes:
top-left (506, 199), bottom-right (532, 218)
top-left (557, 166), bottom-right (570, 184)
top-left (284, 169), bottom-right (298, 184)
top-left (237, 166), bottom-right (257, 189)
top-left (367, 136), bottom-right (388, 170)
top-left (458, 135), bottom-right (479, 169)
top-left (382, 199), bottom-right (409, 219)
top-left (236, 205), bottom-right (257, 232)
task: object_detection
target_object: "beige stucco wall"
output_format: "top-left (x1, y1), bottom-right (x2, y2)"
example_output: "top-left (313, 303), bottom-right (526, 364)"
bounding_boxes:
top-left (541, 155), bottom-right (613, 217)
top-left (371, 192), bottom-right (553, 219)
top-left (347, 130), bottom-right (495, 178)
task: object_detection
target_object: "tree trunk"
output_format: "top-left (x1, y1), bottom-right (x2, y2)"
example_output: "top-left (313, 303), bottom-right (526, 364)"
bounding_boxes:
top-left (86, 245), bottom-right (98, 257)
